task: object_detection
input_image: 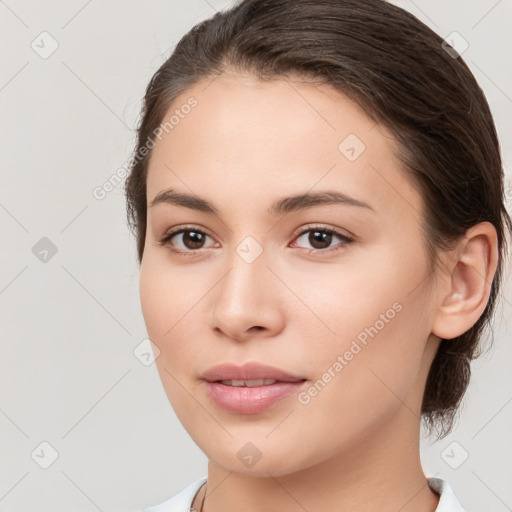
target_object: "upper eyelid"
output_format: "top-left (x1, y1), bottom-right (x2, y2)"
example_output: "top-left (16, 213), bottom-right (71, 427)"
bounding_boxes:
top-left (163, 225), bottom-right (213, 238)
top-left (296, 224), bottom-right (354, 238)
top-left (162, 224), bottom-right (350, 239)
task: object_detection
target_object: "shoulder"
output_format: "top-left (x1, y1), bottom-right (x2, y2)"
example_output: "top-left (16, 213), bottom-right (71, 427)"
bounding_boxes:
top-left (143, 476), bottom-right (207, 512)
top-left (428, 477), bottom-right (466, 512)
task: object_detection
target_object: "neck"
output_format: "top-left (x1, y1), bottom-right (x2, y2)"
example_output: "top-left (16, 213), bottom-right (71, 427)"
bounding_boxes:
top-left (202, 408), bottom-right (439, 512)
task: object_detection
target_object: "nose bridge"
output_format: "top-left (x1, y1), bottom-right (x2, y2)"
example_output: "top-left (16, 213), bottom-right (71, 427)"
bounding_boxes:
top-left (220, 233), bottom-right (270, 303)
top-left (211, 233), bottom-right (282, 336)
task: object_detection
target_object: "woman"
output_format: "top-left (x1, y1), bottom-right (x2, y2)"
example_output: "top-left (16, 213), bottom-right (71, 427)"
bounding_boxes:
top-left (125, 0), bottom-right (511, 510)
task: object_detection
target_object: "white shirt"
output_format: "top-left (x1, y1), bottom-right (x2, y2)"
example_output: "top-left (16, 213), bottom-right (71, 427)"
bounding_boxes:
top-left (143, 476), bottom-right (465, 511)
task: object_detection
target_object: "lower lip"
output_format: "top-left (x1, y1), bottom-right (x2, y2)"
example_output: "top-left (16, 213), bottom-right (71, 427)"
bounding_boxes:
top-left (203, 381), bottom-right (306, 414)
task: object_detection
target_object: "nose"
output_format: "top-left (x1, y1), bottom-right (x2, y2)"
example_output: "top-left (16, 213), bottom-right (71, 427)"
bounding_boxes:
top-left (209, 241), bottom-right (285, 342)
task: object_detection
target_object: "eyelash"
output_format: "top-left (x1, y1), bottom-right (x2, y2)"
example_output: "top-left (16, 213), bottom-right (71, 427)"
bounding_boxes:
top-left (158, 224), bottom-right (354, 258)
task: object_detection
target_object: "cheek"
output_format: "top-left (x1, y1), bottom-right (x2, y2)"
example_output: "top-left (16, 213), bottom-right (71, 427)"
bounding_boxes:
top-left (139, 257), bottom-right (206, 417)
top-left (139, 253), bottom-right (205, 369)
top-left (290, 242), bottom-right (433, 393)
top-left (140, 249), bottom-right (198, 337)
top-left (285, 245), bottom-right (426, 344)
top-left (293, 293), bottom-right (431, 454)
top-left (139, 260), bottom-right (169, 340)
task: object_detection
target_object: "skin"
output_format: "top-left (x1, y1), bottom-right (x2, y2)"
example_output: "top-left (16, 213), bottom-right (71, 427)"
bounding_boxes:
top-left (139, 71), bottom-right (498, 512)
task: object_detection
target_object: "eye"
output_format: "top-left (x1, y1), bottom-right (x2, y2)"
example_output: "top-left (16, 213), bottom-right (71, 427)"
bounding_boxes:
top-left (158, 225), bottom-right (217, 255)
top-left (291, 225), bottom-right (354, 253)
top-left (158, 224), bottom-right (354, 257)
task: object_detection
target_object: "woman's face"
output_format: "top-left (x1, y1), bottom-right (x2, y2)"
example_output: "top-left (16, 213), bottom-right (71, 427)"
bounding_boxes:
top-left (139, 72), bottom-right (441, 476)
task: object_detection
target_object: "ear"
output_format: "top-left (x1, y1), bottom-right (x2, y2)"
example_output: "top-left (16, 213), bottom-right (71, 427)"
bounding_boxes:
top-left (431, 222), bottom-right (499, 340)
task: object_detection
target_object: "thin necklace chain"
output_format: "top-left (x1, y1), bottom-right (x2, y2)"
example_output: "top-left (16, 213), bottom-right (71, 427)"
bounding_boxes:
top-left (192, 483), bottom-right (206, 512)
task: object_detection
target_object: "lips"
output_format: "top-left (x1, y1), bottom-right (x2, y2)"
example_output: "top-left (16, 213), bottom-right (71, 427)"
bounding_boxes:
top-left (201, 362), bottom-right (306, 383)
top-left (201, 362), bottom-right (307, 414)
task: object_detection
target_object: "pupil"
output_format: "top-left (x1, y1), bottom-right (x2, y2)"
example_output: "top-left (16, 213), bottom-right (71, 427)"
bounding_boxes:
top-left (185, 231), bottom-right (204, 249)
top-left (309, 230), bottom-right (331, 249)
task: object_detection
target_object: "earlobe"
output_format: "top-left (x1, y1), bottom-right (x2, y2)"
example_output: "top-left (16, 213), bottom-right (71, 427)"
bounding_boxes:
top-left (431, 222), bottom-right (499, 340)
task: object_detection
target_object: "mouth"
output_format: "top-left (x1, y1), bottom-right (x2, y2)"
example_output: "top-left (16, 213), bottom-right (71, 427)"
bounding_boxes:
top-left (201, 362), bottom-right (307, 414)
top-left (201, 361), bottom-right (306, 383)
top-left (218, 379), bottom-right (282, 387)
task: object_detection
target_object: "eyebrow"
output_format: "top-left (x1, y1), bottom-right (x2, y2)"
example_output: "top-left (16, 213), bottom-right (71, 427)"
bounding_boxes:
top-left (149, 188), bottom-right (374, 216)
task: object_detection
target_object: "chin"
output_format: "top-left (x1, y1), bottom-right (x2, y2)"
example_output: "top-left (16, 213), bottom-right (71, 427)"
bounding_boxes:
top-left (201, 439), bottom-right (317, 479)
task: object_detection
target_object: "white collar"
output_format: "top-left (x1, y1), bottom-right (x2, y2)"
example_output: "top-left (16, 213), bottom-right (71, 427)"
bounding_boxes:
top-left (428, 477), bottom-right (466, 511)
top-left (144, 476), bottom-right (465, 511)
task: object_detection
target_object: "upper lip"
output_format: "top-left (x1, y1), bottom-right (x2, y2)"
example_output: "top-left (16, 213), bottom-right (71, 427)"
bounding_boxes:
top-left (201, 362), bottom-right (306, 383)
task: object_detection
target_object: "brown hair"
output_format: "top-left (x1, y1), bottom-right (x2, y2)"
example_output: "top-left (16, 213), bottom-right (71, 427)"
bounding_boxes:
top-left (125, 0), bottom-right (511, 438)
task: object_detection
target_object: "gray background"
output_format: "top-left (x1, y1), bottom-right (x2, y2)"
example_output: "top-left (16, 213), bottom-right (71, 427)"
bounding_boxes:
top-left (1, 1), bottom-right (511, 511)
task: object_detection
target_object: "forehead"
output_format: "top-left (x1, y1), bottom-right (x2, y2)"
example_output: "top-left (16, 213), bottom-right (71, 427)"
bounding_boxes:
top-left (146, 72), bottom-right (423, 220)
